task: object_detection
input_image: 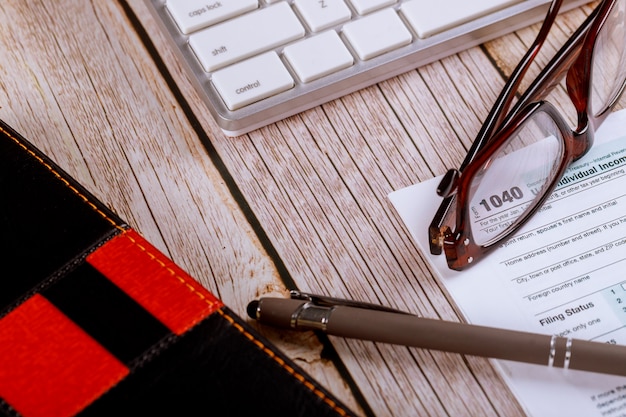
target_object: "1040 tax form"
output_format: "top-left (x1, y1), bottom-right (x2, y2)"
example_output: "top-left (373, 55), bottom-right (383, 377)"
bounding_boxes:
top-left (390, 109), bottom-right (626, 417)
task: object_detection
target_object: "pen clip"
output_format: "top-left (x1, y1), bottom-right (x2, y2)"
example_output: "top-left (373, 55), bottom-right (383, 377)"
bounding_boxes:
top-left (290, 290), bottom-right (412, 315)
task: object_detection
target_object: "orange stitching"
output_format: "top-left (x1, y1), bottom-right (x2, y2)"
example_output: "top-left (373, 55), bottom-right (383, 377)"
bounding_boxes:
top-left (217, 309), bottom-right (350, 417)
top-left (121, 231), bottom-right (217, 310)
top-left (7, 126), bottom-right (349, 416)
top-left (3, 125), bottom-right (124, 232)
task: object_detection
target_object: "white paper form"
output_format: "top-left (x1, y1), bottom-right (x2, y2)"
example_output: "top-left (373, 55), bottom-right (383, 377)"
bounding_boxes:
top-left (389, 109), bottom-right (626, 417)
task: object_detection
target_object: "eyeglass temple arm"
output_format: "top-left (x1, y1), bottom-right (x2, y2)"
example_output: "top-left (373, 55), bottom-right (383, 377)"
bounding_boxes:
top-left (500, 2), bottom-right (599, 128)
top-left (458, 0), bottom-right (565, 171)
top-left (428, 0), bottom-right (564, 254)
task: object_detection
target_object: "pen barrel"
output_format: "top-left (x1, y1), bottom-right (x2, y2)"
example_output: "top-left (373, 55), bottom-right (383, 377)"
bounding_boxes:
top-left (327, 307), bottom-right (553, 366)
top-left (253, 298), bottom-right (626, 376)
top-left (567, 339), bottom-right (626, 376)
top-left (328, 306), bottom-right (626, 375)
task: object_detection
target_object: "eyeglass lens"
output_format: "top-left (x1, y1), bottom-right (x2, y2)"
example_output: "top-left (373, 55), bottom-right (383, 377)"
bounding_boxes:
top-left (467, 112), bottom-right (564, 246)
top-left (466, 0), bottom-right (626, 248)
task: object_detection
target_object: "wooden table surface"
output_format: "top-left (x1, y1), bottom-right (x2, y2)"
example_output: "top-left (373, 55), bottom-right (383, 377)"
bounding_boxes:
top-left (2, 1), bottom-right (613, 415)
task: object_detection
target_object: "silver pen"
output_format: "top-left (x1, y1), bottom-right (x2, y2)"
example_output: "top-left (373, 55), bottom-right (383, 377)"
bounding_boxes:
top-left (247, 290), bottom-right (626, 377)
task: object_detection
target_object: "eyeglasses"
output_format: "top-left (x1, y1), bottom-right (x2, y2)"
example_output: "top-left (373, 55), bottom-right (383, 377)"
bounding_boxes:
top-left (429, 0), bottom-right (626, 270)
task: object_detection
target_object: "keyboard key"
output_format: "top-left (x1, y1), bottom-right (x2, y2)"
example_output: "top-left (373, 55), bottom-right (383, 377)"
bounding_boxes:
top-left (342, 8), bottom-right (412, 60)
top-left (294, 0), bottom-right (352, 32)
top-left (401, 0), bottom-right (521, 38)
top-left (165, 0), bottom-right (259, 34)
top-left (347, 0), bottom-right (396, 15)
top-left (283, 31), bottom-right (354, 82)
top-left (211, 52), bottom-right (294, 110)
top-left (189, 2), bottom-right (305, 72)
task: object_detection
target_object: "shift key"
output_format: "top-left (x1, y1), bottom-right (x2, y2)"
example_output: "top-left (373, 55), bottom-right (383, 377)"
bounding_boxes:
top-left (189, 2), bottom-right (305, 72)
top-left (212, 52), bottom-right (294, 110)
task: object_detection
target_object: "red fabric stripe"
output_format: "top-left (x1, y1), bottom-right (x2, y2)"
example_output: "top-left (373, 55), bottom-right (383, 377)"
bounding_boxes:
top-left (0, 294), bottom-right (128, 417)
top-left (87, 229), bottom-right (222, 335)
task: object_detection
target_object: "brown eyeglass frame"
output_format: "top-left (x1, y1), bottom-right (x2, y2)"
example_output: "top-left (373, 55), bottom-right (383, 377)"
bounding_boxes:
top-left (428, 0), bottom-right (626, 270)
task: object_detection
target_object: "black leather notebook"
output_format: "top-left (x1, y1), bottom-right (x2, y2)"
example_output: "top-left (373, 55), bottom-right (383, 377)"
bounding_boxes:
top-left (0, 120), bottom-right (355, 417)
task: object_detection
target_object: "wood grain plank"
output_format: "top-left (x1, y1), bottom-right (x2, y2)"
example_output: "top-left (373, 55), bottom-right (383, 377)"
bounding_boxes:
top-left (203, 74), bottom-right (523, 415)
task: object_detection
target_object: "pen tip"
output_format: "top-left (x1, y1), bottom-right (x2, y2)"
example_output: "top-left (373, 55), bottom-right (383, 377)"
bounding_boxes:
top-left (246, 300), bottom-right (259, 319)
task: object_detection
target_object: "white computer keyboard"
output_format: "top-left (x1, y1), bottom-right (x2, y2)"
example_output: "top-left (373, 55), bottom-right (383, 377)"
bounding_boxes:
top-left (146, 0), bottom-right (589, 136)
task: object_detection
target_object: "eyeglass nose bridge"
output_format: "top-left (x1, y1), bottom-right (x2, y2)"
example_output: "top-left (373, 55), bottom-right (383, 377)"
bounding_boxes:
top-left (436, 169), bottom-right (461, 197)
